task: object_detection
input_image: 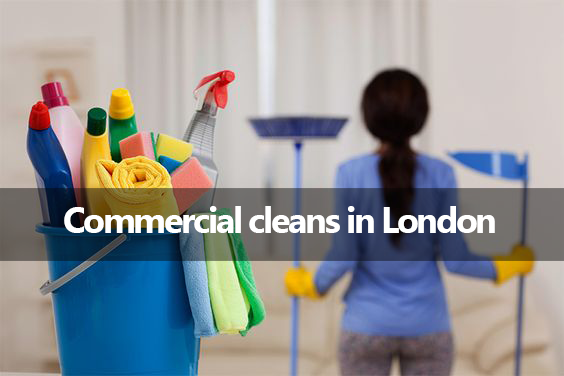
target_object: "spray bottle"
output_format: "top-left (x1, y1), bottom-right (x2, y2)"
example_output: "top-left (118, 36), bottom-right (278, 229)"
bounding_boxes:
top-left (27, 102), bottom-right (77, 227)
top-left (182, 70), bottom-right (235, 213)
top-left (41, 82), bottom-right (84, 197)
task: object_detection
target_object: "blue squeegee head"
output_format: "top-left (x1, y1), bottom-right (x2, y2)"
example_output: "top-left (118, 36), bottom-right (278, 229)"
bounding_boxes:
top-left (250, 116), bottom-right (347, 140)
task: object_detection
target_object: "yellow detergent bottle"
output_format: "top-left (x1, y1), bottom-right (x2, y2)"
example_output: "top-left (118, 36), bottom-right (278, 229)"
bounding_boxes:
top-left (81, 107), bottom-right (112, 216)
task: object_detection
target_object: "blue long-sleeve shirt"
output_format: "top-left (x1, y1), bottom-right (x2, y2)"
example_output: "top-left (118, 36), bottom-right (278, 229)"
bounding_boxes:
top-left (314, 154), bottom-right (496, 336)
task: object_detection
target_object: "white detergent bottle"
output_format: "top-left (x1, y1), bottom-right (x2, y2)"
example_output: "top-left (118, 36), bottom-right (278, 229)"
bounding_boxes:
top-left (41, 82), bottom-right (84, 200)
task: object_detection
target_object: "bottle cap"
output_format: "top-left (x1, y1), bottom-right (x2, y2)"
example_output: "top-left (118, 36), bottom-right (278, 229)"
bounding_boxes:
top-left (87, 107), bottom-right (107, 136)
top-left (29, 101), bottom-right (51, 130)
top-left (109, 88), bottom-right (135, 120)
top-left (41, 82), bottom-right (69, 108)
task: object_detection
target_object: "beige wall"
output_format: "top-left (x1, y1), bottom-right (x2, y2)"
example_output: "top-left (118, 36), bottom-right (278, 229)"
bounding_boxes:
top-left (0, 0), bottom-right (126, 371)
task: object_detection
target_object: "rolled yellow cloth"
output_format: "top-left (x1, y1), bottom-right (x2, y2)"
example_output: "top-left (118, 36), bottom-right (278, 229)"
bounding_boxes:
top-left (96, 156), bottom-right (179, 218)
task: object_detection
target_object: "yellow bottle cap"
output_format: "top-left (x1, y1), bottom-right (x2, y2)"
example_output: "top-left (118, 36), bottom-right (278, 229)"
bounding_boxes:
top-left (109, 88), bottom-right (135, 120)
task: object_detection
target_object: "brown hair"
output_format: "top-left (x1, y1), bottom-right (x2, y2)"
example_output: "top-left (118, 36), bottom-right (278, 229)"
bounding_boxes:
top-left (361, 69), bottom-right (429, 245)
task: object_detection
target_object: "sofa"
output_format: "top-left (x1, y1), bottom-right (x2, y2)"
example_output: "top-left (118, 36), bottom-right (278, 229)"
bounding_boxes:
top-left (199, 261), bottom-right (557, 375)
top-left (0, 259), bottom-right (557, 375)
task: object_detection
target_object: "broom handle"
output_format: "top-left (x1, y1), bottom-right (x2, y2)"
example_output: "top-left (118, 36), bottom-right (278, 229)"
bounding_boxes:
top-left (291, 141), bottom-right (303, 376)
top-left (515, 155), bottom-right (528, 376)
top-left (294, 142), bottom-right (303, 266)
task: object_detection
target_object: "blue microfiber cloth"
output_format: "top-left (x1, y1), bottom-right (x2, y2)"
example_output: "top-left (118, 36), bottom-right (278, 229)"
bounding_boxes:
top-left (179, 221), bottom-right (217, 338)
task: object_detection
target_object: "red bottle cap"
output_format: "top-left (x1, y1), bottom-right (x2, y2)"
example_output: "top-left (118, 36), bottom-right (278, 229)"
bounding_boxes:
top-left (29, 101), bottom-right (51, 130)
top-left (194, 70), bottom-right (235, 108)
top-left (41, 82), bottom-right (69, 108)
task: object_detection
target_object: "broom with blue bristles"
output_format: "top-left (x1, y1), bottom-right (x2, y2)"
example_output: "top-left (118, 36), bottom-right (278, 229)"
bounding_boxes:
top-left (250, 117), bottom-right (347, 376)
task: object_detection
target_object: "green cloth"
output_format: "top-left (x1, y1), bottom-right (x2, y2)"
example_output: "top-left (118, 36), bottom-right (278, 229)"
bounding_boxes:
top-left (201, 215), bottom-right (248, 334)
top-left (217, 208), bottom-right (266, 336)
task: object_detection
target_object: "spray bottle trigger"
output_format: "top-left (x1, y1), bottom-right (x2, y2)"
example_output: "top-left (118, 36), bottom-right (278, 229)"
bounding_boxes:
top-left (193, 70), bottom-right (235, 109)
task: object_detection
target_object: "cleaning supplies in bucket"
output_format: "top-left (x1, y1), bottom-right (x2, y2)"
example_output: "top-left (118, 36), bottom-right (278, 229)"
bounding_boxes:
top-left (27, 101), bottom-right (77, 227)
top-left (28, 70), bottom-right (265, 376)
top-left (29, 76), bottom-right (233, 222)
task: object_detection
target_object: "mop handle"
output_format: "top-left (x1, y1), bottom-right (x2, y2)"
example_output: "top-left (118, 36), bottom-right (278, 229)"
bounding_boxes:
top-left (290, 141), bottom-right (303, 376)
top-left (39, 234), bottom-right (128, 295)
top-left (515, 155), bottom-right (528, 376)
top-left (515, 277), bottom-right (525, 376)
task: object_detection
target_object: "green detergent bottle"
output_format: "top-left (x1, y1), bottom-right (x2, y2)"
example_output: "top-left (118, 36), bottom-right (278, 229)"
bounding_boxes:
top-left (109, 88), bottom-right (138, 161)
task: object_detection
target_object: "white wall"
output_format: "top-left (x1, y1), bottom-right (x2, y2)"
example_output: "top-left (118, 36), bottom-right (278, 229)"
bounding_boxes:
top-left (424, 0), bottom-right (564, 188)
top-left (124, 1), bottom-right (396, 190)
top-left (272, 1), bottom-right (394, 188)
top-left (0, 0), bottom-right (127, 188)
top-left (424, 0), bottom-right (564, 373)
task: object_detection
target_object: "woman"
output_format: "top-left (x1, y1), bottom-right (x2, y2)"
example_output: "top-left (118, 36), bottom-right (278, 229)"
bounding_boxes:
top-left (285, 69), bottom-right (534, 376)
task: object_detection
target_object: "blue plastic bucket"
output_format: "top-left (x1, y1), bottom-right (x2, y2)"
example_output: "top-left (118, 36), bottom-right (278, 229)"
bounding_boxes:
top-left (36, 225), bottom-right (200, 375)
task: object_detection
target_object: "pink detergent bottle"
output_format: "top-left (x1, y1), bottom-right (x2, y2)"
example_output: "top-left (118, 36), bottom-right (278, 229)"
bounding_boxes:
top-left (41, 82), bottom-right (84, 200)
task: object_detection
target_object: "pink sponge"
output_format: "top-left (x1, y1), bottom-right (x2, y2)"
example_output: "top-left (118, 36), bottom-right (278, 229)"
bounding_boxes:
top-left (171, 157), bottom-right (213, 213)
top-left (119, 132), bottom-right (155, 160)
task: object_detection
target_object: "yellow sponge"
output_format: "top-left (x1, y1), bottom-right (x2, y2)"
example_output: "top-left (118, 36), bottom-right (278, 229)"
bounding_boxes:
top-left (155, 133), bottom-right (193, 162)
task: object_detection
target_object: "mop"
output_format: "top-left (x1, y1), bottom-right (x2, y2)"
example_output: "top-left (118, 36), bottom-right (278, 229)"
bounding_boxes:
top-left (250, 117), bottom-right (347, 376)
top-left (449, 151), bottom-right (528, 376)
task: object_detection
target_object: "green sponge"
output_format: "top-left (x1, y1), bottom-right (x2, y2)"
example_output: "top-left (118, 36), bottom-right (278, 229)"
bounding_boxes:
top-left (155, 133), bottom-right (193, 162)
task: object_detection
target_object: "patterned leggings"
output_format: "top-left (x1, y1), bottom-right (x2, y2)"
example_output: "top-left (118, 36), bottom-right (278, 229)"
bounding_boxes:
top-left (338, 331), bottom-right (454, 376)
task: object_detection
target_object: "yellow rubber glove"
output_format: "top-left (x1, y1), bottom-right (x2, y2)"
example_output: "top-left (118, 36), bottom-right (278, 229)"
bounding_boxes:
top-left (284, 267), bottom-right (321, 299)
top-left (493, 245), bottom-right (535, 284)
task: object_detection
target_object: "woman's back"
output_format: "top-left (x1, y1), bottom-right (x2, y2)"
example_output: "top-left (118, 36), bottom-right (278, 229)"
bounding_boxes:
top-left (316, 153), bottom-right (457, 335)
top-left (337, 153), bottom-right (455, 189)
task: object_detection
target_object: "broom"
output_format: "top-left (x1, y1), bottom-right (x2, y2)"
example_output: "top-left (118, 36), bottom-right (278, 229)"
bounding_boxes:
top-left (449, 151), bottom-right (529, 376)
top-left (250, 116), bottom-right (347, 376)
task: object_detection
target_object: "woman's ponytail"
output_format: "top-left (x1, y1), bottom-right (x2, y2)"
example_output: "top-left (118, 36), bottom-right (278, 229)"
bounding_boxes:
top-left (379, 141), bottom-right (416, 245)
top-left (362, 69), bottom-right (429, 246)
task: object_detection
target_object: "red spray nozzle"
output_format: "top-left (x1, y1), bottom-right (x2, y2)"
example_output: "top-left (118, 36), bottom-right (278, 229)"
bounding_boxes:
top-left (29, 101), bottom-right (51, 130)
top-left (194, 70), bottom-right (235, 109)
